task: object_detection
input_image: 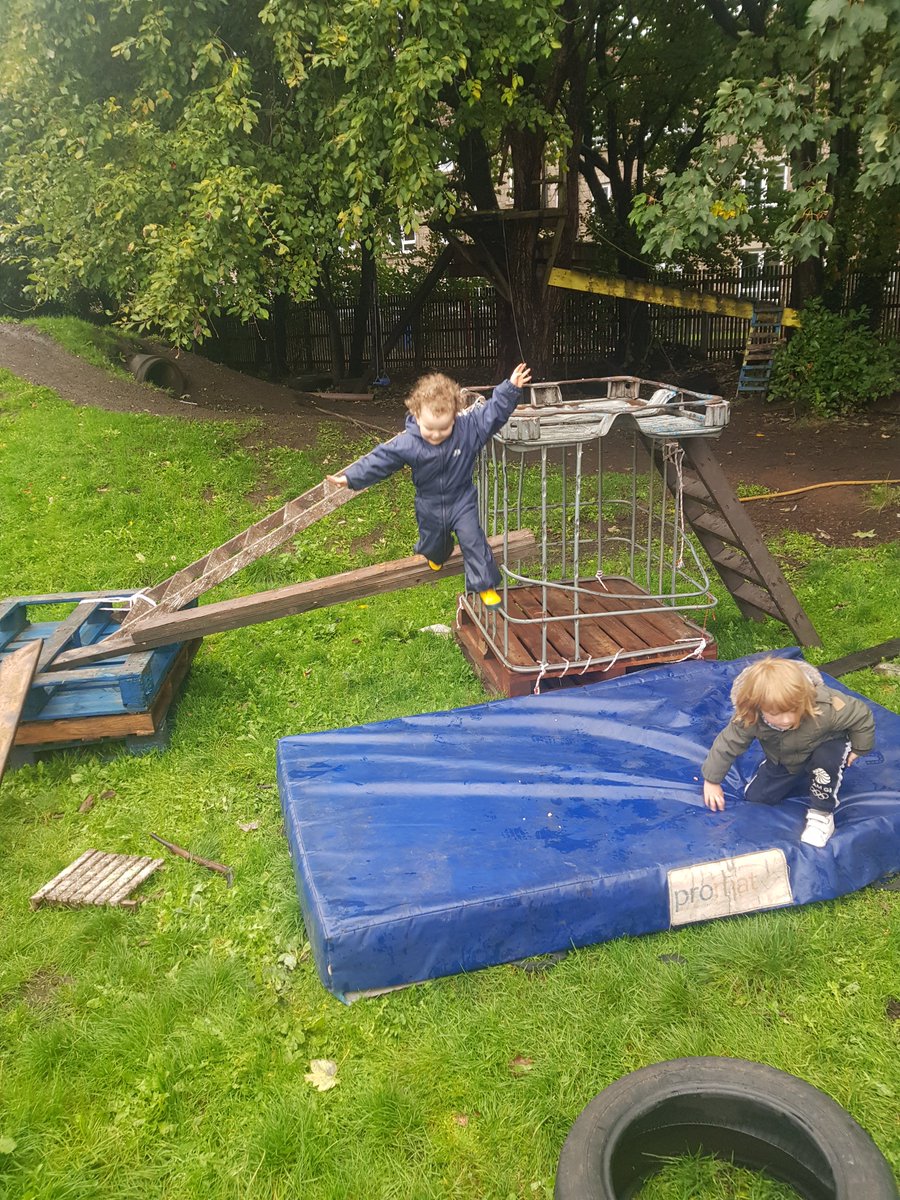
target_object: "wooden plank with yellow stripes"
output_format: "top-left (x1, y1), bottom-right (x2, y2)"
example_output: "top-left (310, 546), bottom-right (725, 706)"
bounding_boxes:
top-left (548, 267), bottom-right (801, 327)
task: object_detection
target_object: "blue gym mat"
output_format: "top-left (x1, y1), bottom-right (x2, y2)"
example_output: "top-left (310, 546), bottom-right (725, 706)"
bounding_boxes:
top-left (277, 650), bottom-right (900, 1000)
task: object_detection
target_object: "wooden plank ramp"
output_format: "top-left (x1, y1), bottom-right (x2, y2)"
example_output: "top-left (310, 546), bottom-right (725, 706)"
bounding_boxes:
top-left (118, 476), bottom-right (366, 631)
top-left (548, 267), bottom-right (801, 326)
top-left (30, 850), bottom-right (164, 910)
top-left (0, 640), bottom-right (42, 783)
top-left (54, 531), bottom-right (536, 667)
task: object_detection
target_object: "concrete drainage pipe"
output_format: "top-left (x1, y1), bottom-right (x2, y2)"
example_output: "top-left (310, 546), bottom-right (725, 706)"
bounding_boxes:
top-left (127, 353), bottom-right (186, 394)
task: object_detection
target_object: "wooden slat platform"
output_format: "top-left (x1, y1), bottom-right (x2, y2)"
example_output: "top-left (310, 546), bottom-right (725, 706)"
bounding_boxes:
top-left (1, 593), bottom-right (200, 760)
top-left (30, 850), bottom-right (164, 910)
top-left (13, 640), bottom-right (199, 750)
top-left (456, 578), bottom-right (716, 697)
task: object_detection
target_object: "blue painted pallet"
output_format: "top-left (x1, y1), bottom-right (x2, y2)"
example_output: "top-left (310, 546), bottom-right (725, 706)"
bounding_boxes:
top-left (1, 591), bottom-right (199, 757)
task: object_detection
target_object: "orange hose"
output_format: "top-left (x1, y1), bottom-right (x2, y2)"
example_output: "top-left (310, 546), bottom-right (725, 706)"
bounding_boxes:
top-left (739, 479), bottom-right (900, 502)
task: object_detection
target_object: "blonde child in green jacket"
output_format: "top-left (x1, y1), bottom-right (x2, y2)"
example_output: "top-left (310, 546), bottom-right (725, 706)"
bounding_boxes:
top-left (701, 657), bottom-right (875, 847)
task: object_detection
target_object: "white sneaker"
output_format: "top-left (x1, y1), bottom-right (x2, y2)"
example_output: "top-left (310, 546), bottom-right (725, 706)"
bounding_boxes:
top-left (801, 809), bottom-right (835, 847)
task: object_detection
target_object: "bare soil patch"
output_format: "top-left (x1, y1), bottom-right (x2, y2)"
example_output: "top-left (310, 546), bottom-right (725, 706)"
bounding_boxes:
top-left (1, 323), bottom-right (897, 546)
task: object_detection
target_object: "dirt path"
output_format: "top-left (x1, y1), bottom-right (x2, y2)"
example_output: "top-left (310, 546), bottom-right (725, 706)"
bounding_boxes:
top-left (1, 322), bottom-right (897, 545)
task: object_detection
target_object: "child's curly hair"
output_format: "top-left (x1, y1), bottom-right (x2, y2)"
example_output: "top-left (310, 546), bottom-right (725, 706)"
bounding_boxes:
top-left (732, 657), bottom-right (818, 726)
top-left (405, 373), bottom-right (466, 419)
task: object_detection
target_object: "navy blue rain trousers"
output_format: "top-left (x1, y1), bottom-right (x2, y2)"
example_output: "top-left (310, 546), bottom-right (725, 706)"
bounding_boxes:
top-left (342, 380), bottom-right (522, 592)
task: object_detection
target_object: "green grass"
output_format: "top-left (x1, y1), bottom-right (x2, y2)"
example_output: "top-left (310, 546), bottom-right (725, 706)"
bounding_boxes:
top-left (1, 367), bottom-right (898, 1199)
top-left (867, 482), bottom-right (900, 514)
top-left (22, 315), bottom-right (141, 380)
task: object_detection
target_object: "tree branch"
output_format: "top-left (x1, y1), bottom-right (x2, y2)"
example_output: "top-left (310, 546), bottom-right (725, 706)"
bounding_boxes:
top-left (701, 0), bottom-right (741, 39)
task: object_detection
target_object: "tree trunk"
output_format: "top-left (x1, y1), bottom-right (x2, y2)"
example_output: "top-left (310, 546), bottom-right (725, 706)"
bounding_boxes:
top-left (347, 244), bottom-right (376, 378)
top-left (314, 276), bottom-right (345, 380)
top-left (268, 291), bottom-right (289, 375)
top-left (788, 257), bottom-right (823, 312)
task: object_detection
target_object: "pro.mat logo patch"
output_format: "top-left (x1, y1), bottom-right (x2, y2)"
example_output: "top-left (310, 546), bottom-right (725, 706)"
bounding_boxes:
top-left (667, 849), bottom-right (792, 926)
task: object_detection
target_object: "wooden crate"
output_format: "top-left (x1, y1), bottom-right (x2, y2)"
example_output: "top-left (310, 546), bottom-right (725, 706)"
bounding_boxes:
top-left (0, 592), bottom-right (199, 760)
top-left (455, 578), bottom-right (716, 697)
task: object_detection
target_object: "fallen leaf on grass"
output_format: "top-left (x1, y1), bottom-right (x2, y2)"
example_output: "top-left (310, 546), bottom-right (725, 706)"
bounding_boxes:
top-left (852, 530), bottom-right (876, 539)
top-left (815, 529), bottom-right (832, 540)
top-left (509, 1055), bottom-right (534, 1076)
top-left (78, 794), bottom-right (95, 814)
top-left (452, 1113), bottom-right (470, 1127)
top-left (0, 1136), bottom-right (17, 1154)
top-left (238, 820), bottom-right (259, 832)
top-left (304, 1059), bottom-right (339, 1091)
top-left (100, 788), bottom-right (116, 801)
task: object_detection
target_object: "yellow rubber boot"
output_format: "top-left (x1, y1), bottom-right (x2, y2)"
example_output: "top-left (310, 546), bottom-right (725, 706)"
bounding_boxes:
top-left (479, 588), bottom-right (502, 607)
top-left (427, 560), bottom-right (442, 571)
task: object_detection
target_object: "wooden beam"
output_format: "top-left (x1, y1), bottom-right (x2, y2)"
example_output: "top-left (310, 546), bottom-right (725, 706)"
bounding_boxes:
top-left (380, 243), bottom-right (455, 364)
top-left (548, 267), bottom-right (801, 327)
top-left (36, 600), bottom-right (104, 672)
top-left (443, 230), bottom-right (512, 303)
top-left (54, 531), bottom-right (537, 665)
top-left (453, 208), bottom-right (563, 223)
top-left (541, 214), bottom-right (568, 290)
top-left (0, 639), bottom-right (42, 782)
top-left (819, 639), bottom-right (900, 678)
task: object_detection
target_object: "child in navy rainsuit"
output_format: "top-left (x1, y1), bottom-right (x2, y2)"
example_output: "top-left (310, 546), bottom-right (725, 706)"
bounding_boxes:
top-left (327, 363), bottom-right (531, 605)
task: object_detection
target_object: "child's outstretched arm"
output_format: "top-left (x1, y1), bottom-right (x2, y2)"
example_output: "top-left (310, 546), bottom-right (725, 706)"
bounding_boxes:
top-left (701, 719), bottom-right (755, 811)
top-left (466, 363), bottom-right (532, 446)
top-left (330, 435), bottom-right (411, 491)
top-left (838, 692), bottom-right (876, 761)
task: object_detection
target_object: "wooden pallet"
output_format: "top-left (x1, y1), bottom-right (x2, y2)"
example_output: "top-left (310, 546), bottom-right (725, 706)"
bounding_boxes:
top-left (455, 579), bottom-right (716, 697)
top-left (30, 850), bottom-right (164, 910)
top-left (1, 593), bottom-right (200, 761)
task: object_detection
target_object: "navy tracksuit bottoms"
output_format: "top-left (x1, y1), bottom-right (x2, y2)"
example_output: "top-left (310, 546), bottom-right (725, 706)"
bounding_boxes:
top-left (744, 737), bottom-right (852, 813)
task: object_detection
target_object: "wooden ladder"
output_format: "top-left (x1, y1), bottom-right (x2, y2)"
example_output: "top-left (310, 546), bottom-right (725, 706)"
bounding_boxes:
top-left (649, 437), bottom-right (821, 646)
top-left (737, 302), bottom-right (785, 400)
top-left (55, 475), bottom-right (366, 669)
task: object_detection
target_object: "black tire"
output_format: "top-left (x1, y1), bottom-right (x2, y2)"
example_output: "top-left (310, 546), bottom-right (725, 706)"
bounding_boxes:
top-left (555, 1057), bottom-right (898, 1200)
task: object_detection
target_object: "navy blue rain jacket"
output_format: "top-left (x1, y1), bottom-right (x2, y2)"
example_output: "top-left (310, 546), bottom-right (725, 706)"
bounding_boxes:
top-left (342, 380), bottom-right (522, 590)
top-left (342, 380), bottom-right (521, 499)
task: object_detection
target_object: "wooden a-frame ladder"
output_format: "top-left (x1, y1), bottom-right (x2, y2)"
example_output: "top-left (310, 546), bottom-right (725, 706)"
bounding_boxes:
top-left (647, 436), bottom-right (821, 647)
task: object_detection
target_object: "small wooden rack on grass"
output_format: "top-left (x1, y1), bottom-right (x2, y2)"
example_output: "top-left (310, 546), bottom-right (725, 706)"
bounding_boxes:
top-left (30, 849), bottom-right (164, 910)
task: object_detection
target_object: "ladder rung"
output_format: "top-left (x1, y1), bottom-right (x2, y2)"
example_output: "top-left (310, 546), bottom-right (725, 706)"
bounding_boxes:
top-left (685, 508), bottom-right (742, 546)
top-left (731, 580), bottom-right (783, 620)
top-left (680, 477), bottom-right (714, 504)
top-left (707, 547), bottom-right (764, 587)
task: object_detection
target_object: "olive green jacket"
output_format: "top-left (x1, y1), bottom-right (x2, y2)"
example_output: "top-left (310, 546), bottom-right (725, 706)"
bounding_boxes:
top-left (702, 664), bottom-right (875, 784)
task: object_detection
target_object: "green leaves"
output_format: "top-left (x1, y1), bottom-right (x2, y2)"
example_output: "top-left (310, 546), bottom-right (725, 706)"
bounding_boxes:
top-left (0, 0), bottom-right (565, 345)
top-left (769, 300), bottom-right (900, 417)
